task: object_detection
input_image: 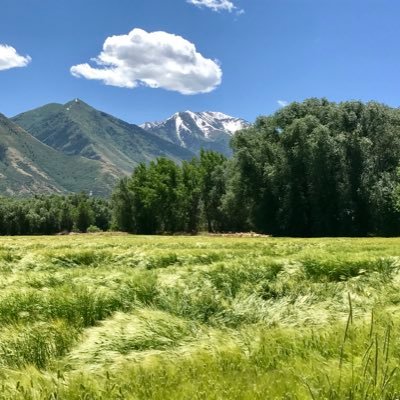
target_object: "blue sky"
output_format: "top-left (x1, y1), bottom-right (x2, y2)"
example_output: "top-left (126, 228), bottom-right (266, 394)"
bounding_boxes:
top-left (1, 0), bottom-right (399, 124)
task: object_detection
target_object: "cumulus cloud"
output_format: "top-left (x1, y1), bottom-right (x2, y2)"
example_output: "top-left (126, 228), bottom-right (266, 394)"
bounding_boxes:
top-left (277, 100), bottom-right (289, 107)
top-left (0, 44), bottom-right (31, 71)
top-left (70, 28), bottom-right (222, 95)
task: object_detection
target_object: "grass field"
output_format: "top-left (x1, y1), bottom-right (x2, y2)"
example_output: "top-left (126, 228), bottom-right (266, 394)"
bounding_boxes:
top-left (0, 235), bottom-right (400, 399)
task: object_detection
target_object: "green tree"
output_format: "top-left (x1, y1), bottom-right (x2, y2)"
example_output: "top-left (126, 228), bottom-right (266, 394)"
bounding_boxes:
top-left (199, 150), bottom-right (227, 232)
top-left (111, 178), bottom-right (135, 232)
top-left (182, 159), bottom-right (202, 233)
top-left (73, 194), bottom-right (94, 233)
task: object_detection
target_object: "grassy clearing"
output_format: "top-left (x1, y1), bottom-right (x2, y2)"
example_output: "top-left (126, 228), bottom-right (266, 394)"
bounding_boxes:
top-left (0, 235), bottom-right (399, 398)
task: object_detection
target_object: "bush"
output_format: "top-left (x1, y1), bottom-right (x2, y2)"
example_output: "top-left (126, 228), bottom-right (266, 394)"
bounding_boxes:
top-left (87, 225), bottom-right (102, 233)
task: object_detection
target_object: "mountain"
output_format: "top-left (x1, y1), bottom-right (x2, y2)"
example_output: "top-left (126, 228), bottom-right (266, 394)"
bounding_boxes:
top-left (12, 99), bottom-right (195, 175)
top-left (0, 113), bottom-right (117, 196)
top-left (5, 102), bottom-right (249, 196)
top-left (140, 111), bottom-right (250, 156)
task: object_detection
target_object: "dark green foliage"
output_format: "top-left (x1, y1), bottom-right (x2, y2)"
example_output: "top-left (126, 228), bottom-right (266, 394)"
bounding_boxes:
top-left (0, 193), bottom-right (110, 235)
top-left (199, 150), bottom-right (228, 232)
top-left (111, 178), bottom-right (135, 232)
top-left (182, 159), bottom-right (202, 233)
top-left (73, 194), bottom-right (95, 233)
top-left (229, 98), bottom-right (400, 236)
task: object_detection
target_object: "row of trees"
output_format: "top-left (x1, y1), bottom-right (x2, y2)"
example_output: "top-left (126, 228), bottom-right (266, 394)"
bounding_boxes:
top-left (0, 193), bottom-right (110, 235)
top-left (112, 99), bottom-right (400, 236)
top-left (0, 151), bottom-right (227, 235)
top-left (2, 99), bottom-right (400, 236)
top-left (112, 151), bottom-right (228, 234)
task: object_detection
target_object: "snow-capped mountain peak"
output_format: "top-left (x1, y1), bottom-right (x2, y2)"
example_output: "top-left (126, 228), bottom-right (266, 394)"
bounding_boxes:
top-left (140, 121), bottom-right (159, 130)
top-left (140, 111), bottom-right (250, 156)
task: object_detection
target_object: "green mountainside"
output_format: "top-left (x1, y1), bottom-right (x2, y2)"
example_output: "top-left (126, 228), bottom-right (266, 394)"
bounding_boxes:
top-left (0, 113), bottom-right (117, 196)
top-left (12, 99), bottom-right (195, 175)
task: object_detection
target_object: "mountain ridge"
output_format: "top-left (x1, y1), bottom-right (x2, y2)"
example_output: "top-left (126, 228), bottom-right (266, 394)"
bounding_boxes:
top-left (12, 99), bottom-right (195, 175)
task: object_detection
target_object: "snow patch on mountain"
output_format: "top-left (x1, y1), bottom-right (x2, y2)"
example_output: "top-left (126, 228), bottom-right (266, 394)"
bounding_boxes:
top-left (174, 115), bottom-right (190, 146)
top-left (140, 121), bottom-right (159, 130)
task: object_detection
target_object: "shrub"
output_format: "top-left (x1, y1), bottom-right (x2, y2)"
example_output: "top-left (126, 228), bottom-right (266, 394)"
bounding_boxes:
top-left (87, 225), bottom-right (102, 233)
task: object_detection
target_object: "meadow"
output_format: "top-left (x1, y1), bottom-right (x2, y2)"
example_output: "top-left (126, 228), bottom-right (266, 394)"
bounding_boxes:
top-left (0, 235), bottom-right (400, 399)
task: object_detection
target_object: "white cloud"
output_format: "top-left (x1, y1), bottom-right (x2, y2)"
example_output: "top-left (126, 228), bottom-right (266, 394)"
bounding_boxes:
top-left (0, 44), bottom-right (31, 71)
top-left (70, 28), bottom-right (222, 95)
top-left (277, 100), bottom-right (289, 107)
top-left (188, 0), bottom-right (235, 12)
top-left (187, 0), bottom-right (243, 13)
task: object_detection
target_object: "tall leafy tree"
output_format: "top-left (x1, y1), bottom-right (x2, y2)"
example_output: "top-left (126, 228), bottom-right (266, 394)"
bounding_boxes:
top-left (112, 178), bottom-right (135, 232)
top-left (199, 150), bottom-right (227, 232)
top-left (73, 194), bottom-right (95, 233)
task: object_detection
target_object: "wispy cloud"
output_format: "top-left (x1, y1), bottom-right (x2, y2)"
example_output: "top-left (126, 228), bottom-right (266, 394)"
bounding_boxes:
top-left (71, 28), bottom-right (222, 95)
top-left (277, 100), bottom-right (289, 107)
top-left (0, 44), bottom-right (31, 71)
top-left (187, 0), bottom-right (243, 14)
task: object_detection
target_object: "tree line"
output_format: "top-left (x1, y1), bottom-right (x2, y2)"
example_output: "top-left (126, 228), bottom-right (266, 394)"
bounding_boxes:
top-left (2, 99), bottom-right (400, 236)
top-left (0, 193), bottom-right (110, 235)
top-left (112, 99), bottom-right (400, 236)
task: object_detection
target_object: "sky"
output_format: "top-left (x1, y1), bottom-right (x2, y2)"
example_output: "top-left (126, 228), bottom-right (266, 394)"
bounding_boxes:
top-left (1, 0), bottom-right (400, 125)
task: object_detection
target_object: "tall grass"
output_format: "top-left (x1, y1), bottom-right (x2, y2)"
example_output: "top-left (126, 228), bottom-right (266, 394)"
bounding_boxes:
top-left (0, 235), bottom-right (399, 398)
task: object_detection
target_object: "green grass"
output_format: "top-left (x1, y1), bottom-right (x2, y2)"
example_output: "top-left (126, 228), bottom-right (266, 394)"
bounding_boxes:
top-left (0, 235), bottom-right (400, 398)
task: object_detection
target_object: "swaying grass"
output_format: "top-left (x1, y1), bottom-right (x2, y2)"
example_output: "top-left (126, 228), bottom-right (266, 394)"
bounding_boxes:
top-left (0, 235), bottom-right (400, 398)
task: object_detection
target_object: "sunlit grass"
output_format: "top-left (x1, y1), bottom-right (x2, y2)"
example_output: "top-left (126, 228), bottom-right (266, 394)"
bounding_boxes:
top-left (0, 234), bottom-right (399, 398)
